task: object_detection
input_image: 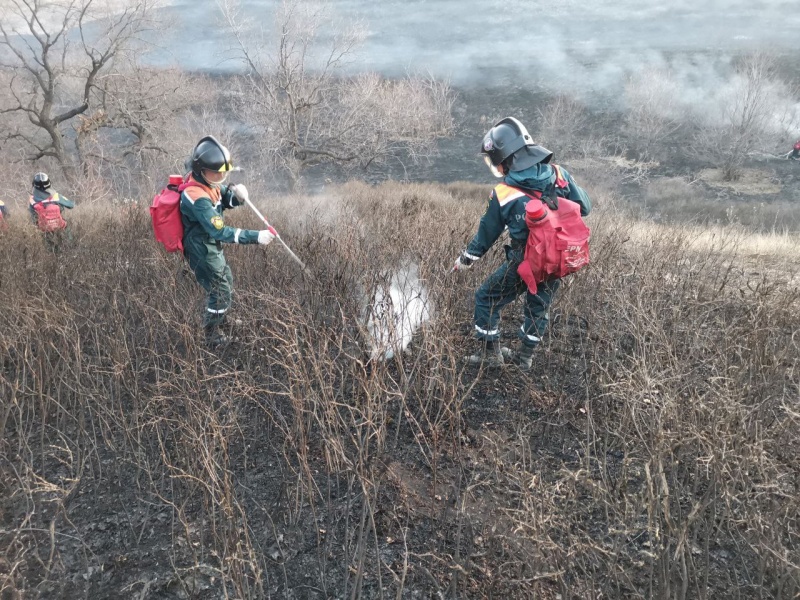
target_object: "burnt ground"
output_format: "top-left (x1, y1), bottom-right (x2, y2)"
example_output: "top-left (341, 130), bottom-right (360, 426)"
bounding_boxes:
top-left (2, 152), bottom-right (798, 598)
top-left (297, 74), bottom-right (800, 230)
top-left (3, 298), bottom-right (777, 599)
top-left (1, 316), bottom-right (596, 599)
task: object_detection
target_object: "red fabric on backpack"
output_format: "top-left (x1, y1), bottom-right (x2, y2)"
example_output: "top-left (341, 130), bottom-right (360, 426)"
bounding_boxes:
top-left (516, 190), bottom-right (590, 295)
top-left (150, 175), bottom-right (208, 253)
top-left (33, 199), bottom-right (67, 232)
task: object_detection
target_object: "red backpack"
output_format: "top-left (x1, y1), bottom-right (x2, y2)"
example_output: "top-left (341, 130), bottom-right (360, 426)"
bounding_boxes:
top-left (150, 175), bottom-right (202, 253)
top-left (33, 195), bottom-right (67, 232)
top-left (515, 168), bottom-right (590, 294)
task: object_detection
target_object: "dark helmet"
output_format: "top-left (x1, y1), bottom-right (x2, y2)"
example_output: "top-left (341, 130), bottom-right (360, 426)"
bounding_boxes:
top-left (32, 172), bottom-right (51, 191)
top-left (480, 117), bottom-right (553, 172)
top-left (190, 136), bottom-right (234, 182)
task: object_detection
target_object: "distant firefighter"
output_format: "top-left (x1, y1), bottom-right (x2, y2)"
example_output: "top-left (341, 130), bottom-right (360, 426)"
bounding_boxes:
top-left (28, 173), bottom-right (74, 251)
top-left (789, 140), bottom-right (800, 160)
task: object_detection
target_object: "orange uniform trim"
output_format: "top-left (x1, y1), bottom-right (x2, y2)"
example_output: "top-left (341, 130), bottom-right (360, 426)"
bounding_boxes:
top-left (552, 165), bottom-right (568, 189)
top-left (494, 183), bottom-right (529, 206)
top-left (182, 176), bottom-right (220, 204)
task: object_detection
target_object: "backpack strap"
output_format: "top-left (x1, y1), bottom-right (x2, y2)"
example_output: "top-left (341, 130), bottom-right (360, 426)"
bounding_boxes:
top-left (515, 185), bottom-right (559, 211)
top-left (501, 165), bottom-right (568, 211)
top-left (538, 165), bottom-right (568, 210)
top-left (543, 188), bottom-right (559, 211)
top-left (33, 192), bottom-right (58, 205)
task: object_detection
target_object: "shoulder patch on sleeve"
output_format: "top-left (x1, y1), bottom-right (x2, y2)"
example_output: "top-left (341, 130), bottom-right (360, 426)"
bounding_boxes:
top-left (210, 215), bottom-right (224, 230)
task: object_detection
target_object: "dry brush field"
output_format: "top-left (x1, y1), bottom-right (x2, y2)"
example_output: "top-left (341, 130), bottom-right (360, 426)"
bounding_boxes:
top-left (0, 179), bottom-right (798, 599)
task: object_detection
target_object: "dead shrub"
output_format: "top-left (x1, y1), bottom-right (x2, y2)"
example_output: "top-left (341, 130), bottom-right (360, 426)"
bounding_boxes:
top-left (623, 68), bottom-right (683, 159)
top-left (0, 179), bottom-right (797, 599)
top-left (535, 94), bottom-right (590, 159)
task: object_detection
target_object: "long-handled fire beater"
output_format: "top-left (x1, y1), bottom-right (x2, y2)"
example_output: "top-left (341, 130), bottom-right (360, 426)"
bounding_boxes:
top-left (235, 185), bottom-right (311, 276)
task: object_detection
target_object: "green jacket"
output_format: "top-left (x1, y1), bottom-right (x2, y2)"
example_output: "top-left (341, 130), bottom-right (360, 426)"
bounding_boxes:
top-left (465, 163), bottom-right (591, 261)
top-left (179, 175), bottom-right (260, 249)
top-left (28, 189), bottom-right (75, 225)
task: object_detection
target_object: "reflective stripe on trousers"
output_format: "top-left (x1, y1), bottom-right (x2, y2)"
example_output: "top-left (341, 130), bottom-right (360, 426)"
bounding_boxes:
top-left (474, 254), bottom-right (560, 346)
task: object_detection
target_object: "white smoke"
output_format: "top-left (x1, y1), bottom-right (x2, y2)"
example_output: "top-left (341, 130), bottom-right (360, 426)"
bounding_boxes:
top-left (362, 262), bottom-right (432, 361)
top-left (622, 58), bottom-right (800, 142)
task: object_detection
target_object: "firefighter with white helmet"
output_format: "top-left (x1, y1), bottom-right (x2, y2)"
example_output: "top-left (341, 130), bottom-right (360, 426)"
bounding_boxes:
top-left (28, 172), bottom-right (75, 251)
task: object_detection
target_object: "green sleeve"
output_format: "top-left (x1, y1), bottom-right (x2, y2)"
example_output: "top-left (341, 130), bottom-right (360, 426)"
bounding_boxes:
top-left (562, 170), bottom-right (592, 216)
top-left (188, 196), bottom-right (260, 244)
top-left (465, 193), bottom-right (505, 260)
top-left (219, 185), bottom-right (241, 209)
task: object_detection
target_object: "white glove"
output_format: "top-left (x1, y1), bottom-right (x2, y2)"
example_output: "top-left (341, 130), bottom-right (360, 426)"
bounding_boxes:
top-left (452, 255), bottom-right (472, 272)
top-left (258, 229), bottom-right (276, 245)
top-left (231, 184), bottom-right (249, 204)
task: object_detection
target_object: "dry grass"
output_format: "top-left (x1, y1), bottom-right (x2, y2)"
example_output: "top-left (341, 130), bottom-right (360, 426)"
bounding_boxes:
top-left (697, 168), bottom-right (782, 195)
top-left (565, 155), bottom-right (658, 185)
top-left (624, 218), bottom-right (800, 261)
top-left (637, 174), bottom-right (800, 233)
top-left (0, 181), bottom-right (798, 599)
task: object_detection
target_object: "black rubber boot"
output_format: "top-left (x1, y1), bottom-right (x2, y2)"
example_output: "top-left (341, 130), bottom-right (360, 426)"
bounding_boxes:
top-left (466, 340), bottom-right (505, 368)
top-left (204, 325), bottom-right (231, 348)
top-left (502, 344), bottom-right (536, 371)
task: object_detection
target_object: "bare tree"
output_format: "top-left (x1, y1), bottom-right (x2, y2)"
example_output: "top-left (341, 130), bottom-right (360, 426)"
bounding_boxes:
top-left (76, 62), bottom-right (213, 180)
top-left (623, 68), bottom-right (682, 159)
top-left (535, 94), bottom-right (589, 159)
top-left (691, 52), bottom-right (798, 181)
top-left (0, 0), bottom-right (154, 180)
top-left (220, 0), bottom-right (455, 189)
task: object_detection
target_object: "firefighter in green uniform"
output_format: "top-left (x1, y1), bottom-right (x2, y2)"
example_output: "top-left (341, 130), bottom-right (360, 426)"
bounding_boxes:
top-left (180, 136), bottom-right (276, 345)
top-left (28, 172), bottom-right (75, 251)
top-left (452, 118), bottom-right (592, 370)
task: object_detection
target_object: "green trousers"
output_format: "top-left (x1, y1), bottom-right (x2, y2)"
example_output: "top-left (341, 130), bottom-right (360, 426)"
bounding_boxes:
top-left (184, 238), bottom-right (233, 329)
top-left (44, 227), bottom-right (73, 254)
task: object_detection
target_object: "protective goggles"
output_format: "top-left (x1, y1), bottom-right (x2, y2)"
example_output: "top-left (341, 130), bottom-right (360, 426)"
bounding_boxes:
top-left (483, 155), bottom-right (505, 178)
top-left (202, 169), bottom-right (230, 185)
